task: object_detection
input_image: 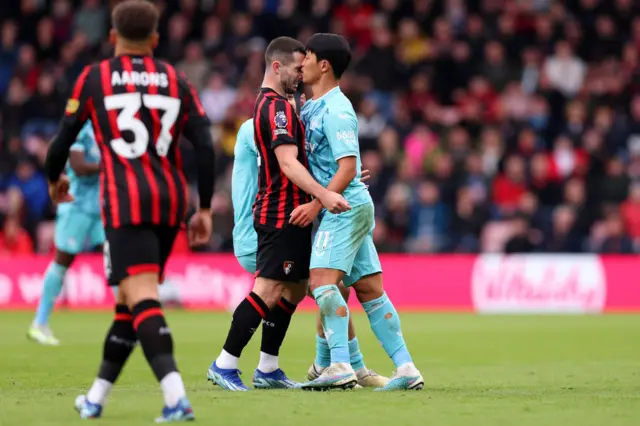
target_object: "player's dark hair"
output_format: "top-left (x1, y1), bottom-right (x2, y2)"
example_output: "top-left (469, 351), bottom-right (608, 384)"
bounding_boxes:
top-left (112, 0), bottom-right (159, 42)
top-left (265, 37), bottom-right (306, 66)
top-left (306, 33), bottom-right (352, 79)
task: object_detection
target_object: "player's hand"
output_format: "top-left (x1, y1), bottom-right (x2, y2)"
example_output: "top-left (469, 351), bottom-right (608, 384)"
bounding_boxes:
top-left (48, 176), bottom-right (74, 204)
top-left (360, 168), bottom-right (371, 184)
top-left (289, 199), bottom-right (322, 227)
top-left (188, 209), bottom-right (213, 247)
top-left (318, 190), bottom-right (351, 214)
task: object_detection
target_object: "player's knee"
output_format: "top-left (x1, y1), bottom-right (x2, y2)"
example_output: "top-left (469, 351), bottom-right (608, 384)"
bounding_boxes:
top-left (282, 281), bottom-right (307, 305)
top-left (306, 285), bottom-right (316, 301)
top-left (337, 281), bottom-right (351, 302)
top-left (54, 250), bottom-right (75, 268)
top-left (115, 287), bottom-right (127, 306)
top-left (353, 273), bottom-right (383, 303)
top-left (252, 277), bottom-right (284, 309)
top-left (309, 268), bottom-right (344, 290)
top-left (120, 272), bottom-right (159, 309)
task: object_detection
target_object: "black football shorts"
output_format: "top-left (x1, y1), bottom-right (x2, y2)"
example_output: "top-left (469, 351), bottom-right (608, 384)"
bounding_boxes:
top-left (255, 223), bottom-right (312, 282)
top-left (103, 225), bottom-right (179, 287)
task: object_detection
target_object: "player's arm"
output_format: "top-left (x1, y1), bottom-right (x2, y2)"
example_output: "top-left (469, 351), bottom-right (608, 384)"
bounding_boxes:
top-left (69, 126), bottom-right (99, 176)
top-left (69, 150), bottom-right (99, 176)
top-left (290, 112), bottom-right (358, 226)
top-left (274, 144), bottom-right (326, 199)
top-left (271, 100), bottom-right (349, 214)
top-left (45, 66), bottom-right (93, 184)
top-left (181, 78), bottom-right (215, 211)
top-left (324, 111), bottom-right (360, 192)
top-left (181, 75), bottom-right (216, 246)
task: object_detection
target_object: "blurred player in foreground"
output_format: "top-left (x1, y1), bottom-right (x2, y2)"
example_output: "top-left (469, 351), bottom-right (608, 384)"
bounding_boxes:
top-left (45, 0), bottom-right (215, 421)
top-left (293, 34), bottom-right (424, 391)
top-left (207, 37), bottom-right (349, 391)
top-left (231, 109), bottom-right (388, 389)
top-left (28, 122), bottom-right (104, 345)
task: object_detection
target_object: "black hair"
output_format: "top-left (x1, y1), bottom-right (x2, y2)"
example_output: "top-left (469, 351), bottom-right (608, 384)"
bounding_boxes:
top-left (306, 33), bottom-right (352, 79)
top-left (112, 0), bottom-right (159, 42)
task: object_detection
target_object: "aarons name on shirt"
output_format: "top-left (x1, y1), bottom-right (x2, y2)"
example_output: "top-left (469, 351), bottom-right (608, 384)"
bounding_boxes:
top-left (111, 70), bottom-right (170, 88)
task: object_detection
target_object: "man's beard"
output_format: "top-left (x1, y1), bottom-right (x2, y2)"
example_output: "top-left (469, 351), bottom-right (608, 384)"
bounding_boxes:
top-left (280, 77), bottom-right (298, 95)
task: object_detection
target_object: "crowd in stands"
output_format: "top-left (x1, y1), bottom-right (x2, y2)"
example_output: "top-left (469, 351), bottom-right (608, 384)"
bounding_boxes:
top-left (1, 0), bottom-right (640, 255)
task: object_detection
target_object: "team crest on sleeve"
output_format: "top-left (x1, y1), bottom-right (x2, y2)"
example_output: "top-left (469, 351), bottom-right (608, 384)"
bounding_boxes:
top-left (283, 261), bottom-right (294, 275)
top-left (274, 111), bottom-right (288, 128)
top-left (65, 98), bottom-right (79, 114)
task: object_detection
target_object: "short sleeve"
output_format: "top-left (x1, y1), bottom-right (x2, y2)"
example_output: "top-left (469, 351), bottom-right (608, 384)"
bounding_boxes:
top-left (270, 99), bottom-right (298, 149)
top-left (235, 120), bottom-right (256, 156)
top-left (323, 110), bottom-right (359, 161)
top-left (241, 122), bottom-right (257, 155)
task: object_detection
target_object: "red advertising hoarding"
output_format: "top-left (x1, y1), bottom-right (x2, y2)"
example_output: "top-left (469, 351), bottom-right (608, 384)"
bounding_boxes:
top-left (0, 254), bottom-right (638, 313)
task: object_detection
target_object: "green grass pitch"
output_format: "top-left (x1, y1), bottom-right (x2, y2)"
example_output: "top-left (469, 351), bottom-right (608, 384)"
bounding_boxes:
top-left (1, 311), bottom-right (639, 426)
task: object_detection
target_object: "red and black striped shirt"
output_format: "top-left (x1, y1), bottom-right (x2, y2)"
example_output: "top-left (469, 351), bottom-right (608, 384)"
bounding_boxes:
top-left (49, 55), bottom-right (213, 229)
top-left (253, 88), bottom-right (311, 228)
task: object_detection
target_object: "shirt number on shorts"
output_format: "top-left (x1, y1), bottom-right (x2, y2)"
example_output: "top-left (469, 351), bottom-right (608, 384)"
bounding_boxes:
top-left (314, 230), bottom-right (332, 255)
top-left (104, 93), bottom-right (181, 159)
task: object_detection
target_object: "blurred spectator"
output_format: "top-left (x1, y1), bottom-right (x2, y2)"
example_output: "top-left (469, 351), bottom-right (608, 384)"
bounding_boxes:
top-left (543, 41), bottom-right (587, 97)
top-left (492, 155), bottom-right (527, 217)
top-left (620, 182), bottom-right (640, 246)
top-left (51, 0), bottom-right (74, 45)
top-left (590, 210), bottom-right (635, 254)
top-left (0, 215), bottom-right (34, 256)
top-left (381, 182), bottom-right (411, 251)
top-left (357, 98), bottom-right (386, 152)
top-left (450, 187), bottom-right (487, 252)
top-left (407, 180), bottom-right (450, 252)
top-left (333, 0), bottom-right (374, 51)
top-left (0, 21), bottom-right (19, 96)
top-left (7, 155), bottom-right (48, 233)
top-left (541, 205), bottom-right (583, 252)
top-left (397, 18), bottom-right (430, 68)
top-left (36, 18), bottom-right (57, 63)
top-left (21, 71), bottom-right (63, 140)
top-left (521, 48), bottom-right (541, 95)
top-left (73, 0), bottom-right (106, 47)
top-left (481, 40), bottom-right (515, 92)
top-left (530, 152), bottom-right (562, 207)
top-left (355, 24), bottom-right (397, 92)
top-left (177, 42), bottom-right (209, 93)
top-left (504, 214), bottom-right (536, 253)
top-left (200, 72), bottom-right (237, 124)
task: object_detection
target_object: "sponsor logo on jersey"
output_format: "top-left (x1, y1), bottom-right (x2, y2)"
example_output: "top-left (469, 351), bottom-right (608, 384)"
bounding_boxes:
top-left (336, 130), bottom-right (356, 144)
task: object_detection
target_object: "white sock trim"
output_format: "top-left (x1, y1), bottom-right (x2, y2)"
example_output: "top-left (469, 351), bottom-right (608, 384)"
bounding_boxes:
top-left (160, 372), bottom-right (186, 408)
top-left (216, 349), bottom-right (239, 370)
top-left (86, 378), bottom-right (113, 405)
top-left (258, 352), bottom-right (279, 373)
top-left (397, 362), bottom-right (418, 376)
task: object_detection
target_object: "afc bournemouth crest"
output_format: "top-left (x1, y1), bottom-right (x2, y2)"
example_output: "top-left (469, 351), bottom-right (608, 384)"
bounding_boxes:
top-left (283, 261), bottom-right (294, 275)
